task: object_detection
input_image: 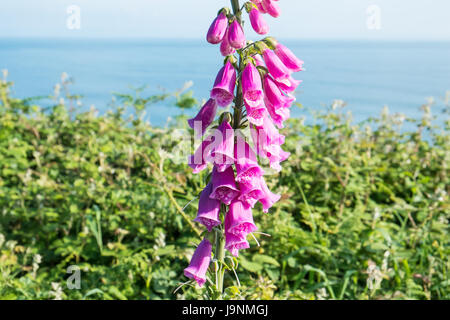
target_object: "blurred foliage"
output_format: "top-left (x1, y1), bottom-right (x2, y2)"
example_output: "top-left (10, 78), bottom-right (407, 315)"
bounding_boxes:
top-left (0, 74), bottom-right (449, 300)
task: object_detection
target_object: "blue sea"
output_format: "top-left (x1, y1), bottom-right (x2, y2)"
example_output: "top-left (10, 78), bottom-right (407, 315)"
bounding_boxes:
top-left (1, 38), bottom-right (449, 126)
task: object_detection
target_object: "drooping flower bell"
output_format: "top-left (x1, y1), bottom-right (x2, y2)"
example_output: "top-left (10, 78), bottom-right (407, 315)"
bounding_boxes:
top-left (274, 76), bottom-right (302, 94)
top-left (245, 103), bottom-right (266, 127)
top-left (228, 19), bottom-right (246, 49)
top-left (261, 0), bottom-right (281, 18)
top-left (266, 143), bottom-right (290, 172)
top-left (274, 42), bottom-right (304, 72)
top-left (184, 239), bottom-right (212, 287)
top-left (220, 27), bottom-right (236, 57)
top-left (250, 116), bottom-right (290, 171)
top-left (248, 7), bottom-right (269, 35)
top-left (263, 73), bottom-right (295, 109)
top-left (194, 183), bottom-right (221, 232)
top-left (265, 102), bottom-right (291, 129)
top-left (262, 48), bottom-right (291, 82)
top-left (188, 138), bottom-right (213, 174)
top-left (211, 61), bottom-right (237, 107)
top-left (238, 178), bottom-right (264, 208)
top-left (209, 166), bottom-right (240, 205)
top-left (207, 120), bottom-right (235, 172)
top-left (225, 200), bottom-right (258, 236)
top-left (225, 232), bottom-right (250, 257)
top-left (242, 62), bottom-right (266, 126)
top-left (257, 178), bottom-right (281, 213)
top-left (188, 98), bottom-right (218, 138)
top-left (234, 135), bottom-right (264, 185)
top-left (263, 74), bottom-right (295, 128)
top-left (206, 11), bottom-right (229, 45)
top-left (242, 62), bottom-right (264, 108)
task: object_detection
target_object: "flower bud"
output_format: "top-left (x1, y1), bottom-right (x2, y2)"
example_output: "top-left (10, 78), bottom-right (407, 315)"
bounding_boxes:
top-left (261, 0), bottom-right (281, 18)
top-left (220, 27), bottom-right (236, 56)
top-left (207, 11), bottom-right (229, 44)
top-left (262, 48), bottom-right (291, 82)
top-left (274, 43), bottom-right (304, 72)
top-left (188, 98), bottom-right (218, 138)
top-left (248, 7), bottom-right (269, 35)
top-left (211, 61), bottom-right (236, 107)
top-left (228, 19), bottom-right (246, 49)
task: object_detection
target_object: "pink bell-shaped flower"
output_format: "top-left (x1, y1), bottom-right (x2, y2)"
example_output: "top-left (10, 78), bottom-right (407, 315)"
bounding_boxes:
top-left (188, 98), bottom-right (218, 138)
top-left (263, 74), bottom-right (295, 128)
top-left (245, 103), bottom-right (266, 126)
top-left (188, 138), bottom-right (213, 174)
top-left (220, 27), bottom-right (236, 56)
top-left (263, 74), bottom-right (295, 109)
top-left (209, 166), bottom-right (240, 205)
top-left (194, 183), bottom-right (221, 232)
top-left (234, 136), bottom-right (264, 184)
top-left (274, 43), bottom-right (304, 72)
top-left (206, 120), bottom-right (235, 172)
top-left (184, 239), bottom-right (212, 287)
top-left (238, 179), bottom-right (264, 208)
top-left (228, 19), bottom-right (246, 49)
top-left (225, 232), bottom-right (250, 257)
top-left (261, 0), bottom-right (281, 18)
top-left (265, 142), bottom-right (291, 171)
top-left (262, 49), bottom-right (291, 82)
top-left (250, 116), bottom-right (290, 171)
top-left (206, 12), bottom-right (228, 45)
top-left (249, 7), bottom-right (269, 35)
top-left (265, 102), bottom-right (291, 129)
top-left (225, 200), bottom-right (258, 236)
top-left (274, 76), bottom-right (302, 93)
top-left (254, 2), bottom-right (267, 13)
top-left (211, 61), bottom-right (236, 107)
top-left (255, 115), bottom-right (285, 147)
top-left (264, 74), bottom-right (295, 109)
top-left (242, 62), bottom-right (264, 108)
top-left (258, 178), bottom-right (281, 213)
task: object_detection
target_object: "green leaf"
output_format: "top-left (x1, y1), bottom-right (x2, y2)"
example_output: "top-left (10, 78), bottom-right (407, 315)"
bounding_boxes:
top-left (239, 256), bottom-right (263, 273)
top-left (253, 254), bottom-right (280, 267)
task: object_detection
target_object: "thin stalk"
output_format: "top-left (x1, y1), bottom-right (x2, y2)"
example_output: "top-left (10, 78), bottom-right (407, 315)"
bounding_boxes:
top-left (213, 0), bottom-right (243, 299)
top-left (215, 229), bottom-right (226, 295)
top-left (231, 0), bottom-right (242, 24)
top-left (231, 0), bottom-right (244, 131)
top-left (163, 185), bottom-right (202, 237)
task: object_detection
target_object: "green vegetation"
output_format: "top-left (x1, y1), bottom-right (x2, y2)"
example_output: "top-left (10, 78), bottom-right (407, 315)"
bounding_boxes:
top-left (0, 75), bottom-right (448, 300)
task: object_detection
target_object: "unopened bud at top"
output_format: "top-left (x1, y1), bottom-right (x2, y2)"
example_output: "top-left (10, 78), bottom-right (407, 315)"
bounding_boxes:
top-left (206, 10), bottom-right (229, 45)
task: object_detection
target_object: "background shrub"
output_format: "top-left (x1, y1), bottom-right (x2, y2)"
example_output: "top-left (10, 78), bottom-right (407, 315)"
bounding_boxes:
top-left (0, 77), bottom-right (448, 300)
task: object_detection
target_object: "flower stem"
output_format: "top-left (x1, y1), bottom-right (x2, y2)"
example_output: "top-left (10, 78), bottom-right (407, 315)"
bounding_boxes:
top-left (215, 229), bottom-right (226, 295)
top-left (231, 0), bottom-right (244, 131)
top-left (231, 0), bottom-right (242, 24)
top-left (212, 0), bottom-right (244, 300)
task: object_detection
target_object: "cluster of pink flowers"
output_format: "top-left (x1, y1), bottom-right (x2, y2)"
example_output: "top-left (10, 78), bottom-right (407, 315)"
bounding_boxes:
top-left (184, 0), bottom-right (303, 288)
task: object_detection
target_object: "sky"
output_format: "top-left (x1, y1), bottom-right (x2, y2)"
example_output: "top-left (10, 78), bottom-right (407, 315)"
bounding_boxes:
top-left (0, 0), bottom-right (450, 40)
